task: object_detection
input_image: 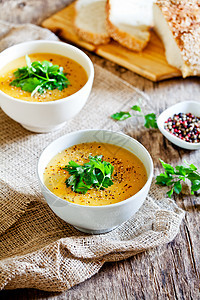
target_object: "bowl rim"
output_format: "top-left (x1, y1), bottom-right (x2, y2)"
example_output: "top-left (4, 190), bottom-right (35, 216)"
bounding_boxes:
top-left (157, 100), bottom-right (200, 149)
top-left (37, 129), bottom-right (154, 209)
top-left (0, 40), bottom-right (94, 105)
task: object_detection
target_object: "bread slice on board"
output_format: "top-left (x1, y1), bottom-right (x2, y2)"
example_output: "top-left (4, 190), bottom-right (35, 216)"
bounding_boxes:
top-left (153, 0), bottom-right (200, 78)
top-left (74, 0), bottom-right (110, 45)
top-left (106, 0), bottom-right (154, 52)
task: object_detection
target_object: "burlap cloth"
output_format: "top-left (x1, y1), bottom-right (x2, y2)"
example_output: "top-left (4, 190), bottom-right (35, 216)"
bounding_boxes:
top-left (0, 23), bottom-right (185, 292)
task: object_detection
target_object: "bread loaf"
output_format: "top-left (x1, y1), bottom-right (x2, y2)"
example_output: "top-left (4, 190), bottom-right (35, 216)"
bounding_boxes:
top-left (106, 0), bottom-right (154, 52)
top-left (153, 0), bottom-right (200, 78)
top-left (74, 0), bottom-right (110, 45)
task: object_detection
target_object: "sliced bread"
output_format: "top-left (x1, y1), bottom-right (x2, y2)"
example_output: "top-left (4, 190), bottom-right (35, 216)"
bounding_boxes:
top-left (74, 0), bottom-right (110, 45)
top-left (153, 0), bottom-right (200, 78)
top-left (106, 0), bottom-right (154, 52)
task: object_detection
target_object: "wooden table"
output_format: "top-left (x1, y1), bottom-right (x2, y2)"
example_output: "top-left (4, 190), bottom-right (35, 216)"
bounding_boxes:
top-left (1, 1), bottom-right (200, 299)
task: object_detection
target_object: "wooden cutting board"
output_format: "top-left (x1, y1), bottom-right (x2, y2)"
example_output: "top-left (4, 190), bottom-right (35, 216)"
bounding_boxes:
top-left (42, 3), bottom-right (182, 82)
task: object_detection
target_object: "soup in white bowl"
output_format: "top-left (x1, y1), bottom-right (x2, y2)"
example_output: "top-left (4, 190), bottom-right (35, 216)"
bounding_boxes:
top-left (43, 141), bottom-right (147, 206)
top-left (37, 130), bottom-right (153, 234)
top-left (0, 53), bottom-right (88, 102)
top-left (0, 40), bottom-right (94, 133)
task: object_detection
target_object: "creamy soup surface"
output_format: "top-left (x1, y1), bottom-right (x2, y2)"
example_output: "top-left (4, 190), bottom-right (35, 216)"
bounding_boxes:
top-left (0, 53), bottom-right (88, 102)
top-left (43, 142), bottom-right (147, 206)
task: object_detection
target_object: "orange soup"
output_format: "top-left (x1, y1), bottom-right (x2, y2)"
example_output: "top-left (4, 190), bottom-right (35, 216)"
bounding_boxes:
top-left (0, 53), bottom-right (88, 102)
top-left (43, 142), bottom-right (147, 206)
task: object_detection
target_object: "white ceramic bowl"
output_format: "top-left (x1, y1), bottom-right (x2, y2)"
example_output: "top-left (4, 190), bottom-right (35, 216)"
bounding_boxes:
top-left (37, 129), bottom-right (153, 234)
top-left (157, 101), bottom-right (200, 150)
top-left (0, 40), bottom-right (94, 133)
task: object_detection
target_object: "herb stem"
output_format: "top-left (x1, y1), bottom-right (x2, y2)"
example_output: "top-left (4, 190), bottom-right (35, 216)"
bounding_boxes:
top-left (29, 71), bottom-right (47, 81)
top-left (46, 71), bottom-right (49, 81)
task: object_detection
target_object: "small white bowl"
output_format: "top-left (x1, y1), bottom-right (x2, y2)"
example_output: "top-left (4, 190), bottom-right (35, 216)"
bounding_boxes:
top-left (157, 101), bottom-right (200, 150)
top-left (0, 40), bottom-right (94, 133)
top-left (37, 130), bottom-right (153, 234)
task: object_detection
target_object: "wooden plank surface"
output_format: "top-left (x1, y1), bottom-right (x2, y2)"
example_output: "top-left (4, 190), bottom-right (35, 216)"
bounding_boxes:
top-left (42, 3), bottom-right (182, 82)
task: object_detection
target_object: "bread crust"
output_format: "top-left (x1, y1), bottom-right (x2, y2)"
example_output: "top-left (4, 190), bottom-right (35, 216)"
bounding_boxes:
top-left (155, 0), bottom-right (200, 77)
top-left (74, 26), bottom-right (110, 45)
top-left (74, 0), bottom-right (110, 45)
top-left (106, 0), bottom-right (151, 52)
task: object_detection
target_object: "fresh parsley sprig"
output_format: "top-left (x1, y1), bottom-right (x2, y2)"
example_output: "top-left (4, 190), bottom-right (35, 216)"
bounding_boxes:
top-left (111, 105), bottom-right (158, 129)
top-left (63, 155), bottom-right (114, 194)
top-left (10, 55), bottom-right (70, 97)
top-left (156, 159), bottom-right (200, 197)
top-left (111, 111), bottom-right (131, 121)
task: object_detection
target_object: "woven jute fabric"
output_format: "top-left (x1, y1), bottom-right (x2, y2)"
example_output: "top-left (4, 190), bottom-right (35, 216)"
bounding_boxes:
top-left (0, 24), bottom-right (185, 292)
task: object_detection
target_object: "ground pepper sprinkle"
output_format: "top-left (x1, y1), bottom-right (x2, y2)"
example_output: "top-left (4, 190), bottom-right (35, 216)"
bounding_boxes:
top-left (164, 113), bottom-right (200, 143)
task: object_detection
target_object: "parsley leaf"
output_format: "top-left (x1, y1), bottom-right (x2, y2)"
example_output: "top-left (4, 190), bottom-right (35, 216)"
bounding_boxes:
top-left (13, 67), bottom-right (29, 80)
top-left (63, 155), bottom-right (114, 194)
top-left (10, 55), bottom-right (70, 96)
top-left (111, 111), bottom-right (131, 121)
top-left (167, 188), bottom-right (174, 198)
top-left (111, 105), bottom-right (158, 128)
top-left (16, 77), bottom-right (42, 92)
top-left (156, 159), bottom-right (200, 197)
top-left (144, 113), bottom-right (158, 129)
top-left (131, 105), bottom-right (142, 112)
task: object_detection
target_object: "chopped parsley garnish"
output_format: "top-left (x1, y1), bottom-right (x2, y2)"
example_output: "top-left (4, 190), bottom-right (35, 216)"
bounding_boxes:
top-left (63, 155), bottom-right (114, 194)
top-left (111, 105), bottom-right (158, 129)
top-left (156, 159), bottom-right (200, 197)
top-left (10, 55), bottom-right (70, 97)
